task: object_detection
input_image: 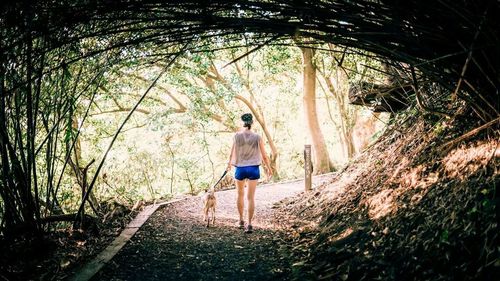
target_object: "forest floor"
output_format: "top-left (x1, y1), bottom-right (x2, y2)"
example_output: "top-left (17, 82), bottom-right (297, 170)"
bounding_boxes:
top-left (87, 174), bottom-right (334, 281)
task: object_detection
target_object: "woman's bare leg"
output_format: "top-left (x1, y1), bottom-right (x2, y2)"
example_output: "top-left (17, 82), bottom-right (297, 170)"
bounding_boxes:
top-left (246, 180), bottom-right (258, 225)
top-left (235, 179), bottom-right (246, 222)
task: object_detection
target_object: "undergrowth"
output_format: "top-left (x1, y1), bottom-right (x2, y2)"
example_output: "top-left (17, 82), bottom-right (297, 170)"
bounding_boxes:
top-left (277, 107), bottom-right (499, 280)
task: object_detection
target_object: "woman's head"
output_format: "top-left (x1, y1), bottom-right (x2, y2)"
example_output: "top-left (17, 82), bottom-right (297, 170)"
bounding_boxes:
top-left (241, 113), bottom-right (253, 129)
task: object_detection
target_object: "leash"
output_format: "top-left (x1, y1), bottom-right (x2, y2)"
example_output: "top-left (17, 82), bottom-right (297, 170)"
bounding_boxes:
top-left (211, 170), bottom-right (228, 191)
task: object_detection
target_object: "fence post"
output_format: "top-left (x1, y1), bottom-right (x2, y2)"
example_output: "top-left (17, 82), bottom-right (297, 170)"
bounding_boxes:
top-left (304, 144), bottom-right (312, 191)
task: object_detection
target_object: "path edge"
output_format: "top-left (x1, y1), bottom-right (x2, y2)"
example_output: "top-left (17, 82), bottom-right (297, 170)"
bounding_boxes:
top-left (68, 197), bottom-right (189, 281)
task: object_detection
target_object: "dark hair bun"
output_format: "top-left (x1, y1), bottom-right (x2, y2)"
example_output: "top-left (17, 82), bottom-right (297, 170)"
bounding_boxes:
top-left (241, 113), bottom-right (253, 123)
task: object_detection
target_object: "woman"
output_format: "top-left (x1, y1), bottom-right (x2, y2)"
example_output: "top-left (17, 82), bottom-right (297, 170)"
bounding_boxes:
top-left (227, 113), bottom-right (272, 233)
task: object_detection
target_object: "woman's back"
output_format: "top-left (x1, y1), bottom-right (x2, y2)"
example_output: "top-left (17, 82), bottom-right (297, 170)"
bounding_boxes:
top-left (232, 131), bottom-right (261, 167)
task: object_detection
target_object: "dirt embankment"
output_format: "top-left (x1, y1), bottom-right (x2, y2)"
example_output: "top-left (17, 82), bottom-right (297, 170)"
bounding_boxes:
top-left (276, 111), bottom-right (499, 280)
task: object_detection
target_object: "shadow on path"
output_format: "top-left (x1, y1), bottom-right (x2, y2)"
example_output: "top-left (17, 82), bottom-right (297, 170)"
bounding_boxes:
top-left (91, 175), bottom-right (333, 281)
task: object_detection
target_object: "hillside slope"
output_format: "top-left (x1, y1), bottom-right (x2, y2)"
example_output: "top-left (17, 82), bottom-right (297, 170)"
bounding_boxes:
top-left (277, 109), bottom-right (499, 280)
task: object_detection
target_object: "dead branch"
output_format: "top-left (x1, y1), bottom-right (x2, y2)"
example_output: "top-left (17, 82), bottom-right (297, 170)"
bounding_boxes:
top-left (439, 116), bottom-right (500, 151)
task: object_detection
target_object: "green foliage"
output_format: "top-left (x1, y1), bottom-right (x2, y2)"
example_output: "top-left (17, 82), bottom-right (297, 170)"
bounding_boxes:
top-left (0, 29), bottom-right (388, 234)
top-left (67, 42), bottom-right (389, 205)
top-left (440, 229), bottom-right (449, 244)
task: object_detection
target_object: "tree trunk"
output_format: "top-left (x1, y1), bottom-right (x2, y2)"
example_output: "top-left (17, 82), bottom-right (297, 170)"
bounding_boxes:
top-left (166, 142), bottom-right (175, 194)
top-left (301, 47), bottom-right (332, 174)
top-left (332, 68), bottom-right (356, 160)
top-left (353, 112), bottom-right (381, 153)
top-left (318, 61), bottom-right (358, 162)
top-left (69, 116), bottom-right (99, 215)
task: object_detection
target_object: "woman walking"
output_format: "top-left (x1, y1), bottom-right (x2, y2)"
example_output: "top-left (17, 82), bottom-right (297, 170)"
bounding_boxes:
top-left (227, 113), bottom-right (272, 233)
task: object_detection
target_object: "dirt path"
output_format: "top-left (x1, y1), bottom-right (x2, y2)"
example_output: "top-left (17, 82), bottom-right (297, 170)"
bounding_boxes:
top-left (91, 175), bottom-right (333, 281)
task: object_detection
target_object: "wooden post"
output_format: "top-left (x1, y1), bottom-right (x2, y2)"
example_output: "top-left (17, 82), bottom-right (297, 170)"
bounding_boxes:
top-left (304, 144), bottom-right (312, 191)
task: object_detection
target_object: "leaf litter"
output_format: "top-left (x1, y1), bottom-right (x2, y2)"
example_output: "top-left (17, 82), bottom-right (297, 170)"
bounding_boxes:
top-left (273, 112), bottom-right (499, 280)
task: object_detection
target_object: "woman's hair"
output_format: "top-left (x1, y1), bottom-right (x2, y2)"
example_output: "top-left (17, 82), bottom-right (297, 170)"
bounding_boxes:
top-left (241, 113), bottom-right (253, 129)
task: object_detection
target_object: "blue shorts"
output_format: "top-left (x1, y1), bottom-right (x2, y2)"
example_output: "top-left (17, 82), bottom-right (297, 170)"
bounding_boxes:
top-left (234, 165), bottom-right (260, 180)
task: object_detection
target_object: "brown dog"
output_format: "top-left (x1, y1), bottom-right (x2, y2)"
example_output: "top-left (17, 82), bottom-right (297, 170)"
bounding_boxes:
top-left (202, 189), bottom-right (216, 227)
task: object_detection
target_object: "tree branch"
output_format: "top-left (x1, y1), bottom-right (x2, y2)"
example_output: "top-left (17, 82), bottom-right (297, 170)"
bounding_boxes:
top-left (90, 107), bottom-right (151, 116)
top-left (123, 72), bottom-right (187, 112)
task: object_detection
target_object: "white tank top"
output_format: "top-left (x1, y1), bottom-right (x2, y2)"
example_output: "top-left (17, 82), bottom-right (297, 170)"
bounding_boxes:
top-left (231, 131), bottom-right (262, 167)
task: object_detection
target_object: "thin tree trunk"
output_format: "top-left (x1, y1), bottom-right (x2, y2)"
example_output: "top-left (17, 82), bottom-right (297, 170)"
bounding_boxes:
top-left (318, 65), bottom-right (358, 161)
top-left (23, 13), bottom-right (41, 235)
top-left (0, 41), bottom-right (17, 233)
top-left (301, 47), bottom-right (332, 174)
top-left (332, 69), bottom-right (356, 159)
top-left (51, 71), bottom-right (102, 216)
top-left (70, 116), bottom-right (100, 210)
top-left (167, 143), bottom-right (175, 194)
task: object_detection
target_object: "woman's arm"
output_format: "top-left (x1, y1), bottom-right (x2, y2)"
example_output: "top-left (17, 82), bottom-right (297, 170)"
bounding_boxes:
top-left (227, 142), bottom-right (235, 171)
top-left (259, 137), bottom-right (272, 177)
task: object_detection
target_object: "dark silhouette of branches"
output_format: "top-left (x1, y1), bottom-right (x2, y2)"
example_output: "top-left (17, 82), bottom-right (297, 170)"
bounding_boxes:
top-left (0, 0), bottom-right (499, 238)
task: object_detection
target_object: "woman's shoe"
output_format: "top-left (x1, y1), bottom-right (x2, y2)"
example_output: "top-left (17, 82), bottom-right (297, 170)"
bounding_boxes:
top-left (238, 220), bottom-right (245, 229)
top-left (244, 224), bottom-right (253, 233)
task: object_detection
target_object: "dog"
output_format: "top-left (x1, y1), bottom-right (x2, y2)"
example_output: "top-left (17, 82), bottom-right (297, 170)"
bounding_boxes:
top-left (202, 189), bottom-right (216, 227)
